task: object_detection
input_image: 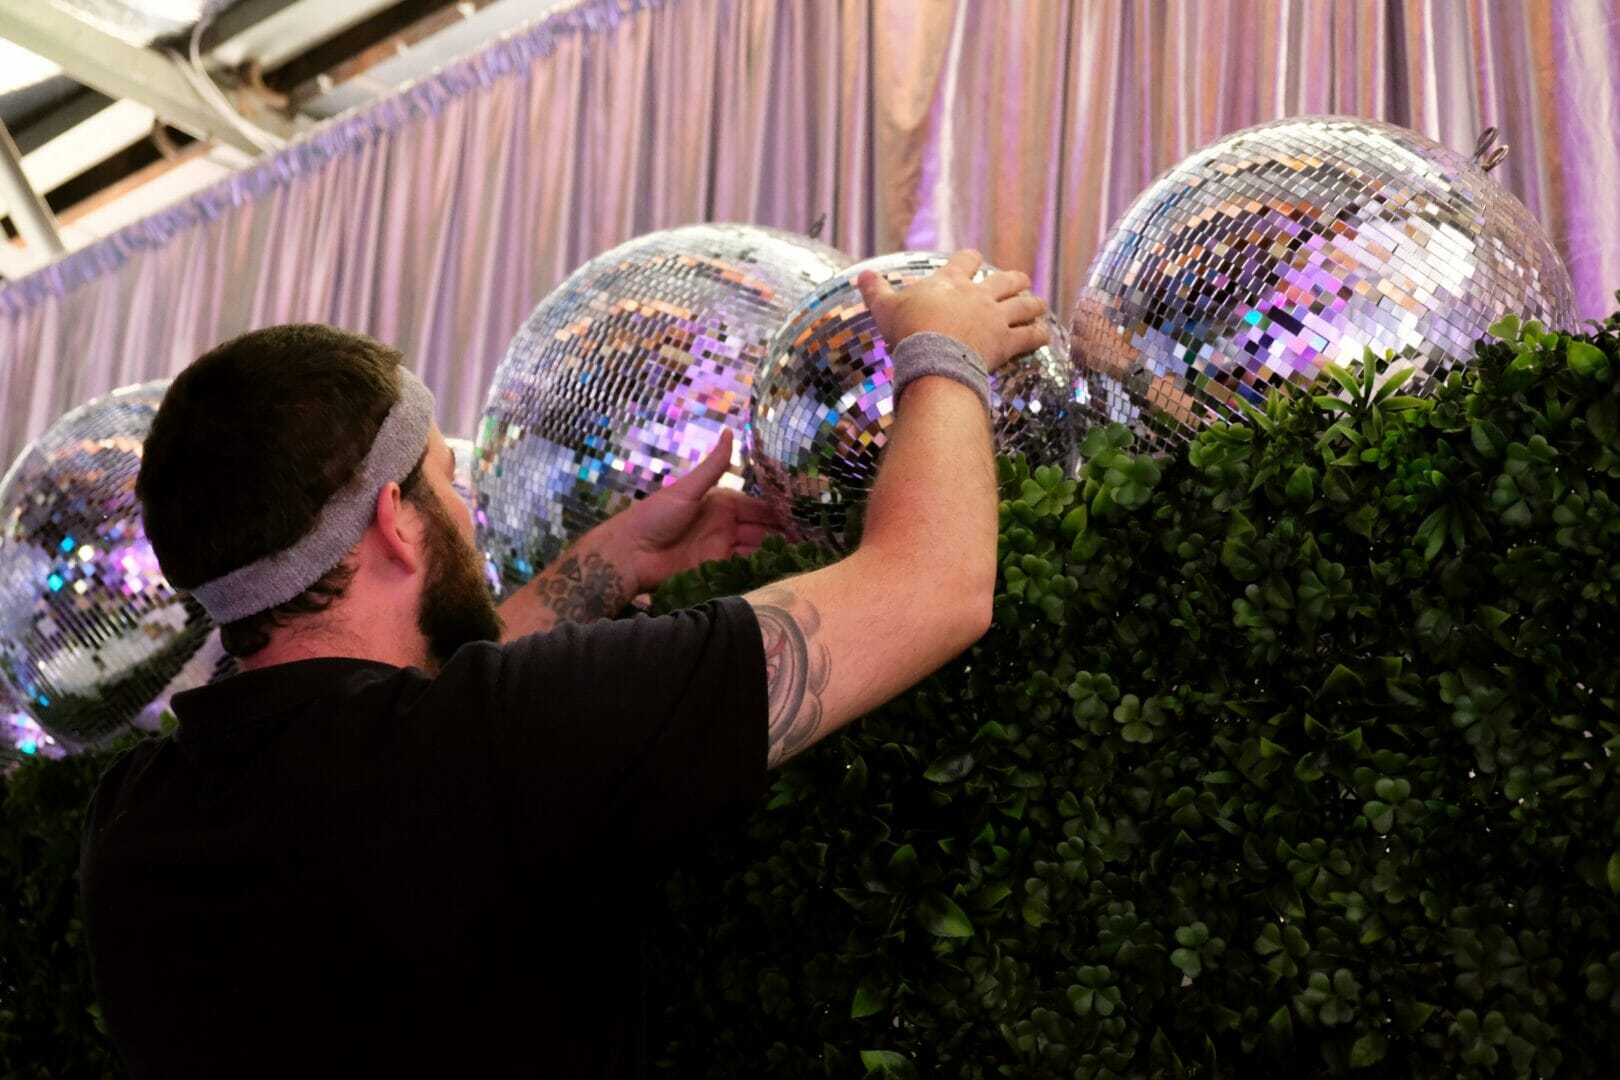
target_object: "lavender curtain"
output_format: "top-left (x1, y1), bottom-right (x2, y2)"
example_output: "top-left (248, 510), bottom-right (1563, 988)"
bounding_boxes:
top-left (1, 0), bottom-right (1615, 466)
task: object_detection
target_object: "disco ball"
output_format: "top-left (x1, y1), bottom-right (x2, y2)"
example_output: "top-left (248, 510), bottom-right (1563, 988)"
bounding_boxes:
top-left (445, 435), bottom-right (480, 516)
top-left (444, 435), bottom-right (502, 597)
top-left (5, 709), bottom-right (64, 763)
top-left (0, 381), bottom-right (227, 748)
top-left (1, 677), bottom-right (64, 764)
top-left (474, 223), bottom-right (850, 591)
top-left (751, 251), bottom-right (1075, 549)
top-left (1071, 116), bottom-right (1578, 454)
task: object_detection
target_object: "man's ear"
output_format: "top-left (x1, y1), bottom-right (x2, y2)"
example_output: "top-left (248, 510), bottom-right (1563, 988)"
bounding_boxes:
top-left (371, 482), bottom-right (422, 573)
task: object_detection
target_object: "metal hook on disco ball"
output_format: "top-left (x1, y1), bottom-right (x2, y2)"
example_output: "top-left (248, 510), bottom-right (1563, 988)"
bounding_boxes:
top-left (1069, 115), bottom-right (1576, 456)
top-left (1470, 125), bottom-right (1510, 173)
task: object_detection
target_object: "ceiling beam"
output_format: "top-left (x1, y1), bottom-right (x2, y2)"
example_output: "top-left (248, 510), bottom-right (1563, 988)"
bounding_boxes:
top-left (20, 99), bottom-right (158, 198)
top-left (0, 116), bottom-right (64, 273)
top-left (211, 0), bottom-right (403, 71)
top-left (198, 0), bottom-right (310, 53)
top-left (279, 2), bottom-right (467, 111)
top-left (0, 0), bottom-right (285, 156)
top-left (264, 0), bottom-right (463, 94)
top-left (10, 84), bottom-right (115, 157)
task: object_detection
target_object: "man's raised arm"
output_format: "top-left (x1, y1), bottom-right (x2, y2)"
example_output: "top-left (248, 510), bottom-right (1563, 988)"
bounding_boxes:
top-left (744, 250), bottom-right (1049, 766)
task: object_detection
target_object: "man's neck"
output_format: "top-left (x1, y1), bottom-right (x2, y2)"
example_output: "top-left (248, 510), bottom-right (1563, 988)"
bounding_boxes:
top-left (238, 623), bottom-right (427, 672)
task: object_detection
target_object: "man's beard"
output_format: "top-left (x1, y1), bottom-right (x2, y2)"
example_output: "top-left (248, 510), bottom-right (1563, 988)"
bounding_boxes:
top-left (414, 494), bottom-right (503, 667)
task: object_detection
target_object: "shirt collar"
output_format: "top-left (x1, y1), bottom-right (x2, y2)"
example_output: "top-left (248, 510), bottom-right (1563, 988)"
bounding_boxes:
top-left (171, 656), bottom-right (399, 741)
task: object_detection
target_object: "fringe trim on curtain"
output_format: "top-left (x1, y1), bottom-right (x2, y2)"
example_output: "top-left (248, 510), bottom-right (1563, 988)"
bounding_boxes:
top-left (0, 0), bottom-right (672, 317)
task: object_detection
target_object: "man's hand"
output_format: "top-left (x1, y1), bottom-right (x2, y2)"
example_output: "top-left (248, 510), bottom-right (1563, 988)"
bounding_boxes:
top-left (498, 430), bottom-right (784, 640)
top-left (857, 249), bottom-right (1049, 373)
top-left (616, 429), bottom-right (784, 592)
top-left (745, 249), bottom-right (1049, 768)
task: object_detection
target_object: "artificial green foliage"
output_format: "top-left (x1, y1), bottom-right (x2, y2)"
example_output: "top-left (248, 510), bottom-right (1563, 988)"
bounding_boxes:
top-left (0, 738), bottom-right (134, 1079)
top-left (648, 315), bottom-right (1620, 1077)
top-left (2, 318), bottom-right (1618, 1078)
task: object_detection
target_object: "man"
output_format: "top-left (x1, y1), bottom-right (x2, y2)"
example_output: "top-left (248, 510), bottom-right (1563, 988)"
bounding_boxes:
top-left (81, 251), bottom-right (1048, 1076)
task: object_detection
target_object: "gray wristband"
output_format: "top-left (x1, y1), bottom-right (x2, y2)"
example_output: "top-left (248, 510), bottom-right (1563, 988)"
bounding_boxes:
top-left (890, 332), bottom-right (993, 416)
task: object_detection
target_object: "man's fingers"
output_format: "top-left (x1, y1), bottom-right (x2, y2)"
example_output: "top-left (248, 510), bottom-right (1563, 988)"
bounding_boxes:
top-left (1006, 323), bottom-right (1052, 357)
top-left (669, 429), bottom-right (734, 496)
top-left (856, 270), bottom-right (897, 311)
top-left (984, 269), bottom-right (1031, 301)
top-left (735, 494), bottom-right (788, 526)
top-left (734, 522), bottom-right (776, 548)
top-left (942, 248), bottom-right (983, 280)
top-left (1000, 294), bottom-right (1048, 326)
top-left (726, 519), bottom-right (781, 558)
top-left (710, 489), bottom-right (786, 527)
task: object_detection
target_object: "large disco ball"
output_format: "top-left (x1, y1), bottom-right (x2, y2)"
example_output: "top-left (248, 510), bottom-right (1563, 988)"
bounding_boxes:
top-left (474, 223), bottom-right (850, 591)
top-left (751, 251), bottom-right (1075, 549)
top-left (0, 382), bottom-right (226, 749)
top-left (1071, 116), bottom-right (1578, 454)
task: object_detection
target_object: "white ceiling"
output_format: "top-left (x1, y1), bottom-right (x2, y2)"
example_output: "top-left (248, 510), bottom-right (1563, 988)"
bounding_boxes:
top-left (54, 0), bottom-right (209, 43)
top-left (0, 0), bottom-right (577, 283)
top-left (0, 40), bottom-right (62, 95)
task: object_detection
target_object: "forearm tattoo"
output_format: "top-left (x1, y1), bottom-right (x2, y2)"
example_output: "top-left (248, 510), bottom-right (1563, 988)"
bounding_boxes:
top-left (752, 589), bottom-right (832, 768)
top-left (539, 552), bottom-right (627, 624)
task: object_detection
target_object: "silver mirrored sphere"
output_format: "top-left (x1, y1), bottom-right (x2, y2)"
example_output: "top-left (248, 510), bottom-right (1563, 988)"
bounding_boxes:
top-left (1071, 115), bottom-right (1578, 454)
top-left (474, 223), bottom-right (851, 592)
top-left (445, 435), bottom-right (481, 517)
top-left (0, 382), bottom-right (227, 749)
top-left (444, 435), bottom-right (502, 597)
top-left (4, 706), bottom-right (64, 762)
top-left (751, 251), bottom-right (1075, 549)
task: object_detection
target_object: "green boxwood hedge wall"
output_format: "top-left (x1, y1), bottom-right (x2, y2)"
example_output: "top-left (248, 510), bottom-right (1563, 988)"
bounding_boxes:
top-left (3, 314), bottom-right (1617, 1078)
top-left (647, 314), bottom-right (1620, 1078)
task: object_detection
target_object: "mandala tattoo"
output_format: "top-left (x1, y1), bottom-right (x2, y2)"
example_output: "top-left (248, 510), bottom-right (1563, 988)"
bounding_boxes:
top-left (753, 589), bottom-right (832, 768)
top-left (540, 553), bottom-right (627, 624)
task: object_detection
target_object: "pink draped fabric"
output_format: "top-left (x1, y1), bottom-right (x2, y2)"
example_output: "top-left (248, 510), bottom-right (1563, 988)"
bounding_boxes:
top-left (1, 0), bottom-right (1615, 465)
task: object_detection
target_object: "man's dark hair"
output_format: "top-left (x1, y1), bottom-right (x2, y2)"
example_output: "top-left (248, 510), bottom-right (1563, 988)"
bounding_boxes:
top-left (138, 324), bottom-right (425, 657)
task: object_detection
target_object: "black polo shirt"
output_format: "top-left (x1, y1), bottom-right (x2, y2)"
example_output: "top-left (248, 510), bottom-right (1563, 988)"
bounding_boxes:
top-left (81, 597), bottom-right (767, 1078)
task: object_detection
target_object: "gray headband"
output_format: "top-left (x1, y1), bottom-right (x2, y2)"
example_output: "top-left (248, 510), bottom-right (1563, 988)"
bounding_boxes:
top-left (189, 367), bottom-right (436, 624)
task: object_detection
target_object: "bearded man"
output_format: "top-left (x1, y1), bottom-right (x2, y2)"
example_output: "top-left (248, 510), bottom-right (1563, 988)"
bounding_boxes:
top-left (80, 251), bottom-right (1047, 1077)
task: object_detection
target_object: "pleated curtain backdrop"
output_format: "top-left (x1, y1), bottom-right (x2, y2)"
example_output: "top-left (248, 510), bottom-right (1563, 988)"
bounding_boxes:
top-left (1, 0), bottom-right (1616, 466)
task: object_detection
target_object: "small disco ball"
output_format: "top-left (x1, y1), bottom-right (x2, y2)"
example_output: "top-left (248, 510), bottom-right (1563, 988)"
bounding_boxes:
top-left (474, 223), bottom-right (850, 592)
top-left (444, 435), bottom-right (502, 597)
top-left (1071, 116), bottom-right (1578, 454)
top-left (0, 382), bottom-right (226, 749)
top-left (751, 251), bottom-right (1075, 549)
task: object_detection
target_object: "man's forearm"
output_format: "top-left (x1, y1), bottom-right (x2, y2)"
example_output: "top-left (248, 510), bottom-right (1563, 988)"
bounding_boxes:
top-left (498, 527), bottom-right (636, 640)
top-left (858, 375), bottom-right (999, 591)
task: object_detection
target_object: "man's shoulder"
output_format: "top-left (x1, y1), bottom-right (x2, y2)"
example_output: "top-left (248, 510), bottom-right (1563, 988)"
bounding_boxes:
top-left (490, 596), bottom-right (759, 676)
top-left (82, 734), bottom-right (172, 841)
